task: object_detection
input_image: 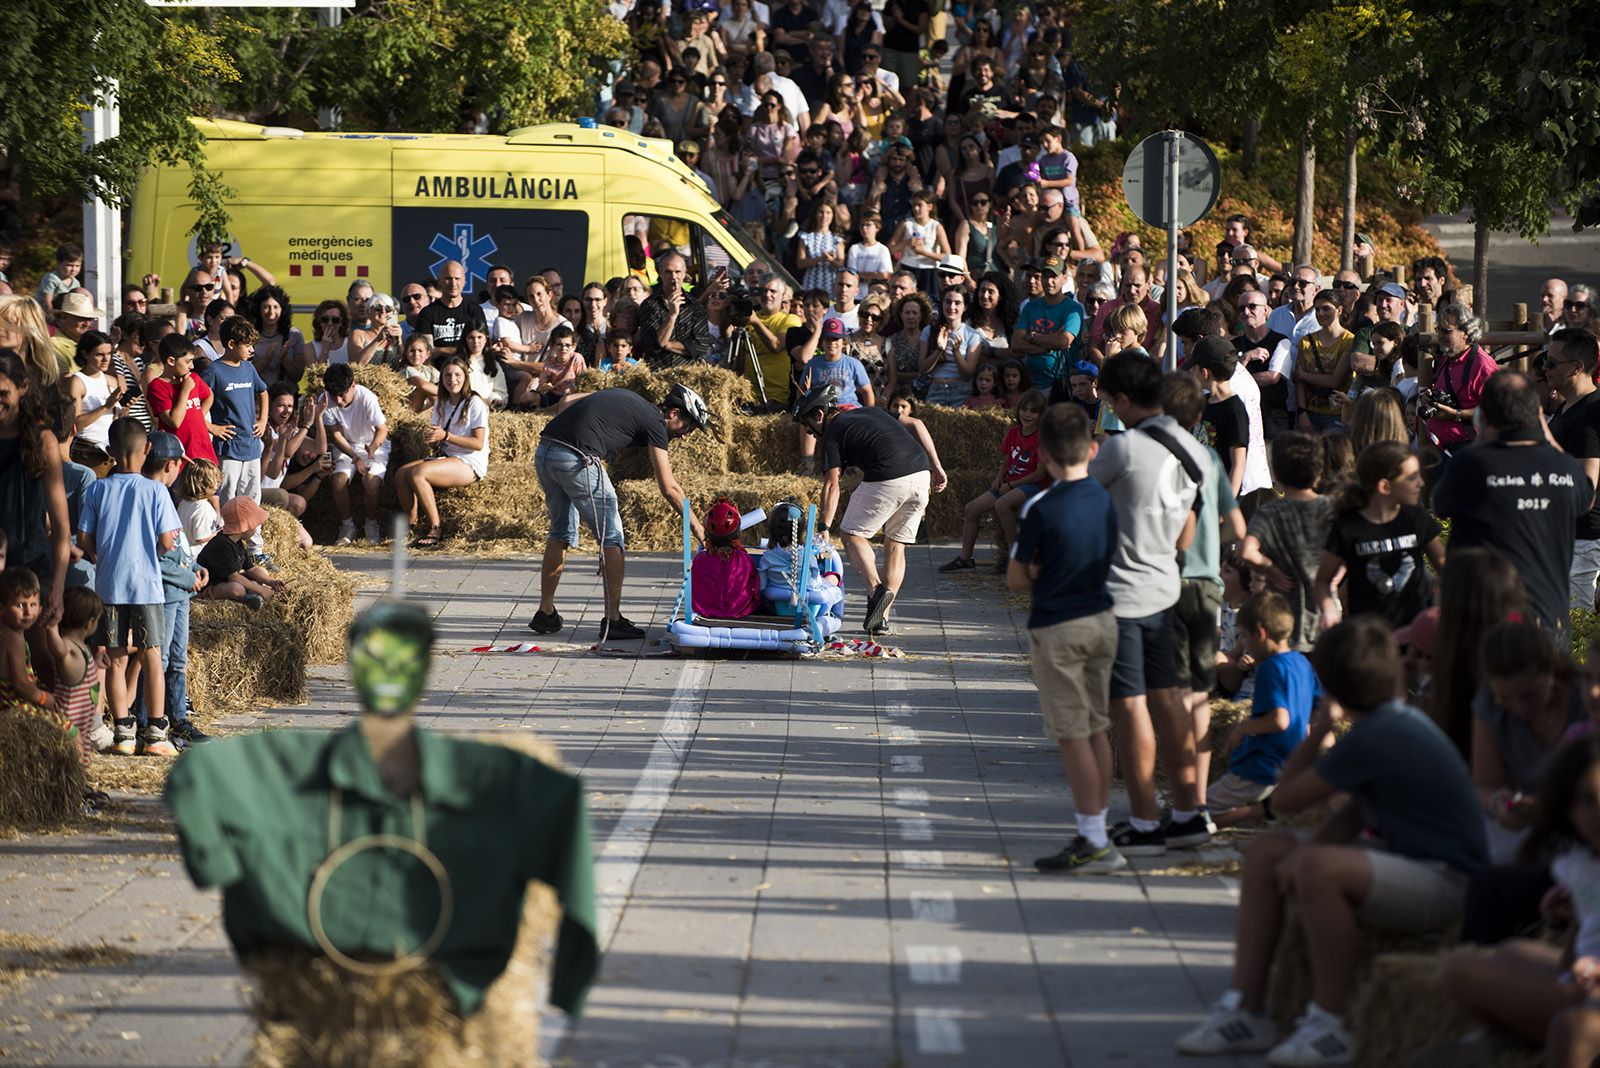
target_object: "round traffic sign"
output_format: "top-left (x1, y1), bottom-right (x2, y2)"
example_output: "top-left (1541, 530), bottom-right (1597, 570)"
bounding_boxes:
top-left (1122, 131), bottom-right (1221, 229)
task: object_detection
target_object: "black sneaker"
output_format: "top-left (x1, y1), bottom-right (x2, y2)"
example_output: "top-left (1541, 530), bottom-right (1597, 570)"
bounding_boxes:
top-left (1110, 820), bottom-right (1168, 857)
top-left (527, 609), bottom-right (564, 634)
top-left (937, 557), bottom-right (975, 574)
top-left (599, 616), bottom-right (646, 641)
top-left (170, 720), bottom-right (213, 745)
top-left (241, 592), bottom-right (265, 610)
top-left (1165, 812), bottom-right (1214, 849)
top-left (863, 584), bottom-right (895, 634)
top-left (993, 555), bottom-right (1009, 574)
top-left (1035, 835), bottom-right (1129, 875)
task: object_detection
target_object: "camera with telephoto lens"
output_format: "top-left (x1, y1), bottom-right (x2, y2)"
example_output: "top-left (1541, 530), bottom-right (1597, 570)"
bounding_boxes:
top-left (728, 286), bottom-right (755, 323)
top-left (1418, 386), bottom-right (1457, 420)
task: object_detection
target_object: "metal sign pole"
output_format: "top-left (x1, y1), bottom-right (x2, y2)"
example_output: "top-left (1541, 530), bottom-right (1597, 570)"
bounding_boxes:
top-left (1164, 130), bottom-right (1180, 370)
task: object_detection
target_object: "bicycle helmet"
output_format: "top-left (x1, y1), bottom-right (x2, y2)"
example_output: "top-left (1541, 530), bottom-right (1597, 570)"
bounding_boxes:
top-left (706, 496), bottom-right (742, 538)
top-left (768, 499), bottom-right (804, 547)
top-left (791, 381), bottom-right (840, 424)
top-left (663, 382), bottom-right (711, 431)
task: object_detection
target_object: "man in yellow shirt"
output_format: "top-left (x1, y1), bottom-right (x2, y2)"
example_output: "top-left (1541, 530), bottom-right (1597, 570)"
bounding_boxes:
top-left (739, 278), bottom-right (802, 408)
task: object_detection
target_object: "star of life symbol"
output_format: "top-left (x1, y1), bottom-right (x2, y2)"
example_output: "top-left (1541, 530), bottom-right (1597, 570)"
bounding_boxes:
top-left (429, 224), bottom-right (498, 293)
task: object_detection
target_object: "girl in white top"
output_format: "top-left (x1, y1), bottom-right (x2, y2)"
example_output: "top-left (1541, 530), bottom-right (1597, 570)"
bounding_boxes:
top-left (397, 356), bottom-right (489, 549)
top-left (889, 191), bottom-right (951, 288)
top-left (175, 458), bottom-right (224, 548)
top-left (461, 326), bottom-right (509, 410)
top-left (68, 331), bottom-right (125, 449)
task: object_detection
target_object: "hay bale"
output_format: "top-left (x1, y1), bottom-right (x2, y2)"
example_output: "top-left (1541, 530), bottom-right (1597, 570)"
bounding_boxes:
top-left (248, 732), bottom-right (568, 1068)
top-left (436, 463), bottom-right (549, 552)
top-left (728, 413), bottom-right (799, 474)
top-left (188, 600), bottom-right (308, 711)
top-left (920, 405), bottom-right (1010, 473)
top-left (575, 362), bottom-right (754, 440)
top-left (1348, 951), bottom-right (1509, 1068)
top-left (487, 411), bottom-right (548, 466)
top-left (1269, 904), bottom-right (1458, 1032)
top-left (1207, 699), bottom-right (1252, 780)
top-left (262, 509), bottom-right (357, 666)
top-left (0, 707), bottom-right (87, 830)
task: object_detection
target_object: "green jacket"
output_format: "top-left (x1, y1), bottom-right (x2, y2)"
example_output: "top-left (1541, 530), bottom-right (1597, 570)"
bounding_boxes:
top-left (165, 725), bottom-right (598, 1016)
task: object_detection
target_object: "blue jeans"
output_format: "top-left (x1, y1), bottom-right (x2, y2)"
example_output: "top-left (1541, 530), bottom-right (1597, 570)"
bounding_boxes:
top-left (535, 441), bottom-right (624, 550)
top-left (1306, 411), bottom-right (1347, 433)
top-left (926, 378), bottom-right (973, 408)
top-left (131, 598), bottom-right (190, 728)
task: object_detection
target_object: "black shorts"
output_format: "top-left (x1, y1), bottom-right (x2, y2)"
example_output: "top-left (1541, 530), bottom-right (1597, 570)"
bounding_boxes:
top-left (1171, 579), bottom-right (1223, 693)
top-left (1110, 607), bottom-right (1179, 699)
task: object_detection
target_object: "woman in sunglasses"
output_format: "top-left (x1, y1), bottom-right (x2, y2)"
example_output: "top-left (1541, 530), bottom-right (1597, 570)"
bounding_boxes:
top-left (353, 295), bottom-right (403, 368)
top-left (848, 298), bottom-right (890, 400)
top-left (299, 300), bottom-right (350, 382)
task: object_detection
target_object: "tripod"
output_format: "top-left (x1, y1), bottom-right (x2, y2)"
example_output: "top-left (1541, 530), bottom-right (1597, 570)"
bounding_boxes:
top-left (727, 322), bottom-right (769, 408)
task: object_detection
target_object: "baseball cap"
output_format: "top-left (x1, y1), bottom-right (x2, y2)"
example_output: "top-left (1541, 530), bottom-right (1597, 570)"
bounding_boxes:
top-left (1394, 607), bottom-right (1439, 656)
top-left (1377, 281), bottom-right (1407, 300)
top-left (147, 432), bottom-right (184, 462)
top-left (1188, 335), bottom-right (1236, 370)
top-left (1038, 256), bottom-right (1066, 277)
top-left (821, 318), bottom-right (846, 339)
top-left (1353, 231), bottom-right (1375, 248)
top-left (1070, 360), bottom-right (1099, 379)
top-left (220, 496), bottom-right (270, 536)
top-left (677, 139), bottom-right (701, 155)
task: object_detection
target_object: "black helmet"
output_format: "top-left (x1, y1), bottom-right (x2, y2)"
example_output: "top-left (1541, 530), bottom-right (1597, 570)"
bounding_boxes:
top-left (663, 382), bottom-right (710, 431)
top-left (791, 381), bottom-right (840, 424)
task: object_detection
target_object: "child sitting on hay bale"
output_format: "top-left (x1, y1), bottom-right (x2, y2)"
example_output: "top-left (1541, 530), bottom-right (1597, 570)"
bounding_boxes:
top-left (1440, 734), bottom-right (1600, 1066)
top-left (691, 497), bottom-right (758, 619)
top-left (198, 497), bottom-right (284, 611)
top-left (0, 567), bottom-right (64, 722)
top-left (42, 586), bottom-right (111, 806)
top-left (175, 457), bottom-right (224, 550)
top-left (938, 388), bottom-right (1048, 575)
top-left (1177, 617), bottom-right (1487, 1066)
top-left (320, 363), bottom-right (391, 547)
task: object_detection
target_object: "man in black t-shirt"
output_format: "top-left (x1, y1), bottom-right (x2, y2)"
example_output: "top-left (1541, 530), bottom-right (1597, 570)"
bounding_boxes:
top-left (769, 0), bottom-right (818, 62)
top-left (879, 0), bottom-right (927, 93)
top-left (414, 260), bottom-right (487, 355)
top-left (1433, 370), bottom-right (1593, 635)
top-left (794, 383), bottom-right (946, 635)
top-left (529, 385), bottom-right (710, 641)
top-left (1545, 330), bottom-right (1600, 610)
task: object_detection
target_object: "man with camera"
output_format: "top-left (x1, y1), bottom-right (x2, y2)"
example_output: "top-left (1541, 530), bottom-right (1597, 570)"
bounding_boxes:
top-left (730, 277), bottom-right (803, 408)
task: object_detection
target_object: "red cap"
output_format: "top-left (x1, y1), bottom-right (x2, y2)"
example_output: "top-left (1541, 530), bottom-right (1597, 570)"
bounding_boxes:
top-left (706, 497), bottom-right (741, 538)
top-left (1394, 607), bottom-right (1439, 655)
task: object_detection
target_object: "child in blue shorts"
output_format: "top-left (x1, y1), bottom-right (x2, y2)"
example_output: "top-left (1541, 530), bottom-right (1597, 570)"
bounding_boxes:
top-left (940, 388), bottom-right (1049, 574)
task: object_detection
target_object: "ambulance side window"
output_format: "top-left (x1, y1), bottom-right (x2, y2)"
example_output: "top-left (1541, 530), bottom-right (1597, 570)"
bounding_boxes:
top-left (624, 213), bottom-right (733, 289)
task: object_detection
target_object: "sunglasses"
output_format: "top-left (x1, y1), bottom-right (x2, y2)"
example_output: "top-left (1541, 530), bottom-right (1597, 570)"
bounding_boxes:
top-left (1293, 278), bottom-right (1319, 288)
top-left (1333, 280), bottom-right (1360, 291)
top-left (970, 198), bottom-right (990, 205)
top-left (1240, 301), bottom-right (1267, 310)
top-left (863, 52), bottom-right (880, 59)
top-left (1567, 300), bottom-right (1590, 310)
top-left (712, 80), bottom-right (727, 87)
top-left (318, 315), bottom-right (344, 324)
top-left (402, 294), bottom-right (426, 302)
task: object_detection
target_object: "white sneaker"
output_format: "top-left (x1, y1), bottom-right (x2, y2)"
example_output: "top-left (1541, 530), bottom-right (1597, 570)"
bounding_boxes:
top-left (1265, 1007), bottom-right (1354, 1067)
top-left (335, 519), bottom-right (356, 547)
top-left (363, 519), bottom-right (382, 544)
top-left (88, 721), bottom-right (116, 753)
top-left (1175, 991), bottom-right (1276, 1055)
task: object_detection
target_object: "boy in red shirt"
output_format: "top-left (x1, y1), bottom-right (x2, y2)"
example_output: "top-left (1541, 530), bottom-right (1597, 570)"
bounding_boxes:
top-left (939, 389), bottom-right (1050, 574)
top-left (145, 334), bottom-right (220, 463)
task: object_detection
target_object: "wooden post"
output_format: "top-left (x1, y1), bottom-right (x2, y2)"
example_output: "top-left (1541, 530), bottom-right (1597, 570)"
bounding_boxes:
top-left (1392, 265), bottom-right (1407, 285)
top-left (1512, 302), bottom-right (1530, 371)
top-left (1456, 283), bottom-right (1475, 311)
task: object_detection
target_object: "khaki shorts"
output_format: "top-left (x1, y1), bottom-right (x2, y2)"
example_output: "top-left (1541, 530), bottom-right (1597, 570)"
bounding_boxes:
top-left (1207, 771), bottom-right (1275, 810)
top-left (840, 470), bottom-right (931, 544)
top-left (1358, 849), bottom-right (1470, 931)
top-left (1029, 610), bottom-right (1118, 741)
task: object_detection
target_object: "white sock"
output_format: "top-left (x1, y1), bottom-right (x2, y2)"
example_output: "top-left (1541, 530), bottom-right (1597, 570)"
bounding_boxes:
top-left (1130, 816), bottom-right (1161, 833)
top-left (1171, 808), bottom-right (1198, 823)
top-left (1078, 810), bottom-right (1108, 848)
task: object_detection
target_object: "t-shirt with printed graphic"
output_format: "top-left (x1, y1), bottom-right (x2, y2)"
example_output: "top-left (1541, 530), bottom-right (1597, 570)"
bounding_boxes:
top-left (199, 359), bottom-right (268, 462)
top-left (999, 425), bottom-right (1045, 486)
top-left (1035, 150), bottom-right (1080, 211)
top-left (1324, 504), bottom-right (1440, 628)
top-left (415, 298), bottom-right (487, 352)
top-left (1015, 294), bottom-right (1084, 387)
top-left (146, 373), bottom-right (218, 463)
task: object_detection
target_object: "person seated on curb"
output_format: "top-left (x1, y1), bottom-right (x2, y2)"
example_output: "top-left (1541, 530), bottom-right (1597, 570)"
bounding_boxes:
top-left (196, 497), bottom-right (284, 610)
top-left (1177, 616), bottom-right (1488, 1067)
top-left (526, 383), bottom-right (711, 642)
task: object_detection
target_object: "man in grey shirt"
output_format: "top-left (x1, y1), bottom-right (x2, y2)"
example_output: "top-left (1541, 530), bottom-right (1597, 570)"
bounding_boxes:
top-left (1088, 352), bottom-right (1210, 856)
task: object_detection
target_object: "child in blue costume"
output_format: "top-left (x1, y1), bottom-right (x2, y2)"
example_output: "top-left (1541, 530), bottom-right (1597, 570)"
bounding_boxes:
top-left (758, 500), bottom-right (844, 621)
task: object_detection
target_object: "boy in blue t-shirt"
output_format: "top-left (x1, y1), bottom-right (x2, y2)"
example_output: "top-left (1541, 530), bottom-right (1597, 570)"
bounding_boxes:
top-left (1008, 403), bottom-right (1123, 875)
top-left (198, 316), bottom-right (269, 554)
top-left (1211, 591), bottom-right (1317, 828)
top-left (77, 417), bottom-right (183, 757)
top-left (798, 319), bottom-right (873, 472)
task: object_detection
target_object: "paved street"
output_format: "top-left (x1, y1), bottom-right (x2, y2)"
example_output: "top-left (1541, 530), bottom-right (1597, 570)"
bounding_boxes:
top-left (0, 546), bottom-right (1241, 1067)
top-left (1425, 208), bottom-right (1600, 321)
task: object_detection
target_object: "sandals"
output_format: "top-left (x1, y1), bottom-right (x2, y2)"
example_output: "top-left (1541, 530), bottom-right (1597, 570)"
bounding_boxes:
top-left (412, 533), bottom-right (443, 549)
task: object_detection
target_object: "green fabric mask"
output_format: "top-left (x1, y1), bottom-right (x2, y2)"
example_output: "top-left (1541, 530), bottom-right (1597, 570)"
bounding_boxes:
top-left (347, 602), bottom-right (435, 716)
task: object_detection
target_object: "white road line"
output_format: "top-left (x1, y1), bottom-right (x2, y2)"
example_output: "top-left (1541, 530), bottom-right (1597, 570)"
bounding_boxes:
top-left (910, 890), bottom-right (956, 922)
top-left (914, 1007), bottom-right (966, 1054)
top-left (894, 787), bottom-right (930, 806)
top-left (539, 660), bottom-right (712, 1062)
top-left (888, 726), bottom-right (920, 744)
top-left (897, 817), bottom-right (934, 842)
top-left (900, 850), bottom-right (945, 869)
top-left (886, 701), bottom-right (915, 718)
top-left (906, 945), bottom-right (963, 984)
top-left (890, 755), bottom-right (924, 773)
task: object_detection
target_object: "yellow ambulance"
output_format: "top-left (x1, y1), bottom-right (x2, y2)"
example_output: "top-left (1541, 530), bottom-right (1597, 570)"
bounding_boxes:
top-left (129, 118), bottom-right (791, 306)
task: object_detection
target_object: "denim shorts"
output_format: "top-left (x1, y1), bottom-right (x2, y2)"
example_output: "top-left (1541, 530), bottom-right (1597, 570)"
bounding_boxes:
top-left (535, 440), bottom-right (624, 550)
top-left (1110, 607), bottom-right (1179, 699)
top-left (96, 603), bottom-right (166, 652)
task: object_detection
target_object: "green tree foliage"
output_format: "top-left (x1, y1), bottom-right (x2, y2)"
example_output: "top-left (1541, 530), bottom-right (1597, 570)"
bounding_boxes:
top-left (0, 0), bottom-right (239, 242)
top-left (174, 0), bottom-right (630, 133)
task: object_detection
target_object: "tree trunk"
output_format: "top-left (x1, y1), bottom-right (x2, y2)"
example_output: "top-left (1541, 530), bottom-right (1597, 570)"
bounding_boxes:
top-left (1292, 122), bottom-right (1316, 267)
top-left (1242, 115), bottom-right (1261, 174)
top-left (1472, 213), bottom-right (1489, 319)
top-left (1340, 125), bottom-right (1358, 272)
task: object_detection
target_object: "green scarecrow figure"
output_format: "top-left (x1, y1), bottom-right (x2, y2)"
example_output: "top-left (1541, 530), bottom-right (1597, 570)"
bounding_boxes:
top-left (166, 600), bottom-right (600, 1018)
